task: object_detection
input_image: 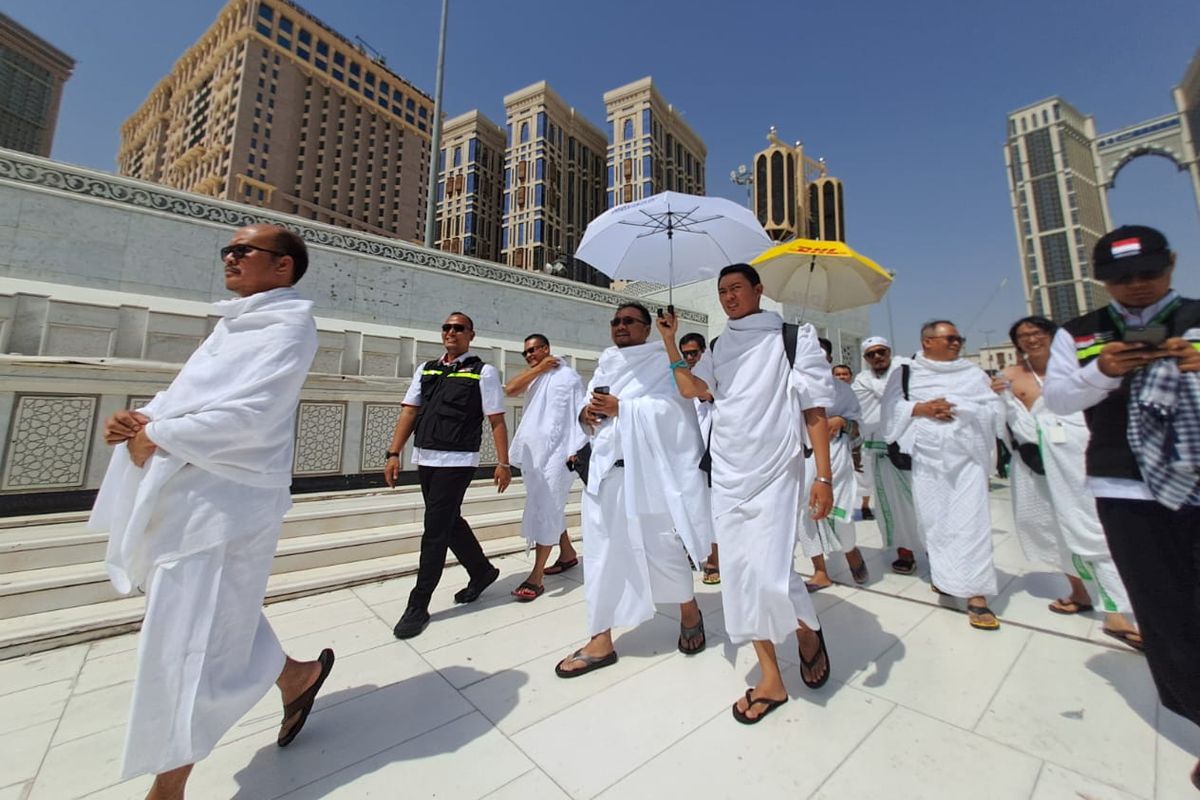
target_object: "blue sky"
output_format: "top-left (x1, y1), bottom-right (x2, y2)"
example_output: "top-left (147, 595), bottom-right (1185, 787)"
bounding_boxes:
top-left (7, 0), bottom-right (1199, 354)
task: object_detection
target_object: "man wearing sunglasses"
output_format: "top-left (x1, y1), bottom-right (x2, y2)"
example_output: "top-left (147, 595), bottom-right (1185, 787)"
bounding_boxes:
top-left (1043, 225), bottom-right (1200, 791)
top-left (504, 334), bottom-right (587, 601)
top-left (852, 338), bottom-right (921, 574)
top-left (554, 303), bottom-right (712, 679)
top-left (90, 224), bottom-right (334, 796)
top-left (881, 320), bottom-right (1005, 631)
top-left (386, 312), bottom-right (509, 639)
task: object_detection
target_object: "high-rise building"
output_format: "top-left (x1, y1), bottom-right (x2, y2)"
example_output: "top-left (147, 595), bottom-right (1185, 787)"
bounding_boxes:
top-left (501, 82), bottom-right (606, 274)
top-left (117, 0), bottom-right (434, 241)
top-left (0, 13), bottom-right (74, 157)
top-left (435, 110), bottom-right (505, 260)
top-left (604, 77), bottom-right (705, 207)
top-left (1004, 99), bottom-right (1110, 322)
top-left (1004, 50), bottom-right (1200, 322)
top-left (750, 129), bottom-right (843, 242)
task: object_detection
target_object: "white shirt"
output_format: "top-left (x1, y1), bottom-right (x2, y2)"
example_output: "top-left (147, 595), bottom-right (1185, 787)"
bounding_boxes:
top-left (1042, 291), bottom-right (1180, 500)
top-left (402, 350), bottom-right (505, 468)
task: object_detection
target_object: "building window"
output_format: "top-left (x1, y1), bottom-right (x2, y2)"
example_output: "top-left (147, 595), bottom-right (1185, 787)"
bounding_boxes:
top-left (642, 109), bottom-right (651, 135)
top-left (520, 122), bottom-right (529, 144)
top-left (256, 21), bottom-right (271, 37)
top-left (622, 119), bottom-right (633, 140)
top-left (453, 147), bottom-right (462, 167)
top-left (257, 3), bottom-right (273, 20)
top-left (317, 40), bottom-right (328, 56)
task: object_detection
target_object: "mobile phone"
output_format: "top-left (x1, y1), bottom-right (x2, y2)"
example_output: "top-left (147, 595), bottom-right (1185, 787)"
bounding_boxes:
top-left (592, 386), bottom-right (609, 420)
top-left (1122, 325), bottom-right (1167, 346)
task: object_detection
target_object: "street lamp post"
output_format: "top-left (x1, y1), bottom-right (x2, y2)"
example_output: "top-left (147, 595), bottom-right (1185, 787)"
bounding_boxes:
top-left (423, 0), bottom-right (449, 249)
top-left (729, 163), bottom-right (753, 210)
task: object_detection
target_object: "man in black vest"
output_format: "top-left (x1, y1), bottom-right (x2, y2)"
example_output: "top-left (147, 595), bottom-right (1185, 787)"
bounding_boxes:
top-left (385, 311), bottom-right (512, 639)
top-left (1043, 225), bottom-right (1200, 791)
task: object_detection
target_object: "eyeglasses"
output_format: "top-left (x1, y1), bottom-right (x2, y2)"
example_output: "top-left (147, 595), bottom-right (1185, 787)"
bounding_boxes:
top-left (926, 335), bottom-right (966, 345)
top-left (863, 349), bottom-right (889, 359)
top-left (1015, 330), bottom-right (1049, 341)
top-left (680, 349), bottom-right (702, 359)
top-left (442, 323), bottom-right (469, 333)
top-left (609, 315), bottom-right (647, 327)
top-left (521, 345), bottom-right (546, 357)
top-left (1108, 269), bottom-right (1167, 286)
top-left (220, 244), bottom-right (286, 260)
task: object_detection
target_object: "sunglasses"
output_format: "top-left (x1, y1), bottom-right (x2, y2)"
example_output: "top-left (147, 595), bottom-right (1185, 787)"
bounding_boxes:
top-left (522, 345), bottom-right (545, 357)
top-left (864, 349), bottom-right (889, 358)
top-left (1107, 269), bottom-right (1167, 285)
top-left (610, 315), bottom-right (648, 327)
top-left (442, 323), bottom-right (469, 333)
top-left (680, 349), bottom-right (702, 359)
top-left (927, 335), bottom-right (966, 345)
top-left (220, 244), bottom-right (286, 260)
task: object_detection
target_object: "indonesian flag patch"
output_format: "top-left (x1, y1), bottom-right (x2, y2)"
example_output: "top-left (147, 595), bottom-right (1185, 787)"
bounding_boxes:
top-left (1111, 238), bottom-right (1142, 258)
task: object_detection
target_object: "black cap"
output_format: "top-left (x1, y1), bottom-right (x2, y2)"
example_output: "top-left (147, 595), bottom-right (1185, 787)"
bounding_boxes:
top-left (1093, 225), bottom-right (1172, 281)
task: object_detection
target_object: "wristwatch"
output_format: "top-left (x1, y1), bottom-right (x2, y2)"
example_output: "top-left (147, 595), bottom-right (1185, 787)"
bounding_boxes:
top-left (385, 451), bottom-right (400, 460)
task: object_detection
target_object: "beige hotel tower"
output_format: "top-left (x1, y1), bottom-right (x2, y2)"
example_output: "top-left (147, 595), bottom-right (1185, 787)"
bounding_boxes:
top-left (604, 77), bottom-right (705, 207)
top-left (118, 0), bottom-right (435, 241)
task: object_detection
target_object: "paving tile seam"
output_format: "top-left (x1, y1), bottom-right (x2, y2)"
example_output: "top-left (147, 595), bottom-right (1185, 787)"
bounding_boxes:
top-left (268, 708), bottom-right (482, 800)
top-left (969, 627), bottom-right (1035, 734)
top-left (29, 641), bottom-right (91, 791)
top-left (804, 702), bottom-right (900, 800)
top-left (847, 580), bottom-right (1137, 654)
top-left (477, 767), bottom-right (544, 800)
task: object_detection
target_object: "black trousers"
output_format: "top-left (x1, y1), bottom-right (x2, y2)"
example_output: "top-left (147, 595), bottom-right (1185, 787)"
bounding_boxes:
top-left (407, 466), bottom-right (493, 611)
top-left (1096, 497), bottom-right (1200, 727)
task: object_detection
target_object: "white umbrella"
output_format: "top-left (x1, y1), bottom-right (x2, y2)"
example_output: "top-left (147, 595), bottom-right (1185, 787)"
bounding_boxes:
top-left (575, 191), bottom-right (772, 304)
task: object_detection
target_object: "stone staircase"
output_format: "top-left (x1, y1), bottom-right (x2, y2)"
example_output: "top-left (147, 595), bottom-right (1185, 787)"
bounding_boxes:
top-left (0, 479), bottom-right (581, 659)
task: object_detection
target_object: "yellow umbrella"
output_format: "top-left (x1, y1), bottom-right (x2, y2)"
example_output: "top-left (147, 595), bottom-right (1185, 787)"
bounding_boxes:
top-left (750, 238), bottom-right (894, 312)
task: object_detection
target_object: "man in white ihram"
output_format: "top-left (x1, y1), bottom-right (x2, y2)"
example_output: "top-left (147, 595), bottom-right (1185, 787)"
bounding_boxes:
top-left (881, 319), bottom-right (1004, 631)
top-left (505, 333), bottom-right (588, 601)
top-left (90, 224), bottom-right (334, 800)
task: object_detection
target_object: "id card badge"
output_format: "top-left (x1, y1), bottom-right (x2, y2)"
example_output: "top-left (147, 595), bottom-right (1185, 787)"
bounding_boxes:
top-left (1046, 421), bottom-right (1067, 444)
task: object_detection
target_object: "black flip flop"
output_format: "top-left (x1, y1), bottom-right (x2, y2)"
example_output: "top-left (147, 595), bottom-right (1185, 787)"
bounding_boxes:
top-left (543, 557), bottom-right (579, 575)
top-left (511, 581), bottom-right (545, 603)
top-left (1101, 627), bottom-right (1144, 652)
top-left (849, 559), bottom-right (870, 585)
top-left (798, 628), bottom-right (831, 689)
top-left (732, 688), bottom-right (788, 725)
top-left (678, 611), bottom-right (706, 655)
top-left (1048, 598), bottom-right (1094, 615)
top-left (555, 648), bottom-right (618, 679)
top-left (278, 648), bottom-right (336, 747)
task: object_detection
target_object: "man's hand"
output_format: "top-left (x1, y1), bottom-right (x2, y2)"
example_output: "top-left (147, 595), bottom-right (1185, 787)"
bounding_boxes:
top-left (1163, 337), bottom-right (1200, 373)
top-left (915, 398), bottom-right (956, 421)
top-left (104, 410), bottom-right (149, 445)
top-left (655, 309), bottom-right (678, 342)
top-left (536, 355), bottom-right (561, 373)
top-left (827, 416), bottom-right (847, 437)
top-left (588, 391), bottom-right (619, 419)
top-left (126, 428), bottom-right (157, 467)
top-left (384, 456), bottom-right (401, 488)
top-left (807, 480), bottom-right (834, 521)
top-left (494, 464), bottom-right (512, 493)
top-left (990, 376), bottom-right (1011, 394)
top-left (1096, 341), bottom-right (1169, 377)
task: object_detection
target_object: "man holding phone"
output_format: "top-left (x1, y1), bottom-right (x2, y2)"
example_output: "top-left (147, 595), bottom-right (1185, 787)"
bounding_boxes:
top-left (1043, 225), bottom-right (1200, 791)
top-left (554, 302), bottom-right (712, 679)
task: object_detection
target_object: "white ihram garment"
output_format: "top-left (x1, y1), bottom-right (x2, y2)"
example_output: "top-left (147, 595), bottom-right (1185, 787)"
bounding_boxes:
top-left (693, 311), bottom-right (835, 644)
top-left (883, 354), bottom-right (1003, 598)
top-left (1003, 392), bottom-right (1132, 613)
top-left (854, 361), bottom-right (921, 549)
top-left (580, 340), bottom-right (712, 635)
top-left (799, 379), bottom-right (861, 557)
top-left (510, 364), bottom-right (588, 546)
top-left (89, 287), bottom-right (317, 778)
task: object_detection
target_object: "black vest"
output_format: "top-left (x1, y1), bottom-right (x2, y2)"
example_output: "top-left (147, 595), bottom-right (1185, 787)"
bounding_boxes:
top-left (413, 355), bottom-right (486, 452)
top-left (1062, 296), bottom-right (1200, 480)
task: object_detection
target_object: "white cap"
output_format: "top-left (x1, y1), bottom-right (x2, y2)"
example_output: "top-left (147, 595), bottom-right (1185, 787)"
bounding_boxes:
top-left (861, 336), bottom-right (891, 354)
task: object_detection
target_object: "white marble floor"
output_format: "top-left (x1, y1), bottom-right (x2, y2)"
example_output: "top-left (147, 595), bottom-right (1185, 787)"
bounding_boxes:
top-left (1, 484), bottom-right (1196, 799)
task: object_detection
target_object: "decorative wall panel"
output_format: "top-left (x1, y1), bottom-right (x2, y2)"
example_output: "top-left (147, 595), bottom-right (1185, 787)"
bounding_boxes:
top-left (2, 394), bottom-right (97, 491)
top-left (292, 401), bottom-right (346, 475)
top-left (361, 403), bottom-right (403, 472)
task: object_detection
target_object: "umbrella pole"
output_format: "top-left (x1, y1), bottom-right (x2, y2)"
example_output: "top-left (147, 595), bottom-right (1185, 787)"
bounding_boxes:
top-left (667, 210), bottom-right (674, 312)
top-left (798, 255), bottom-right (816, 323)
